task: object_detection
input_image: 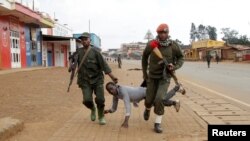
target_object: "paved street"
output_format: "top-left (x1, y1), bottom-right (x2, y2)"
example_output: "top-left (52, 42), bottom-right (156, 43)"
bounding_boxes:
top-left (125, 60), bottom-right (250, 106)
top-left (177, 61), bottom-right (250, 107)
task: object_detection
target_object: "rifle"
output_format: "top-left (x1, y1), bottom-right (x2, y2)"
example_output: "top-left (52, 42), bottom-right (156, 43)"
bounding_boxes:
top-left (67, 53), bottom-right (77, 92)
top-left (152, 47), bottom-right (179, 85)
top-left (67, 67), bottom-right (76, 92)
top-left (140, 58), bottom-right (179, 88)
top-left (159, 58), bottom-right (179, 85)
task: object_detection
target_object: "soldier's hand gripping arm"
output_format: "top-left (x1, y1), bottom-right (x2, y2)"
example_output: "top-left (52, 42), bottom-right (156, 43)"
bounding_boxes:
top-left (108, 73), bottom-right (118, 84)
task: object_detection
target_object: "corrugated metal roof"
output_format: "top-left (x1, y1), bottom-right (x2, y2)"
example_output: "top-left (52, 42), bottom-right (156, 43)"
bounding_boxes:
top-left (227, 44), bottom-right (250, 51)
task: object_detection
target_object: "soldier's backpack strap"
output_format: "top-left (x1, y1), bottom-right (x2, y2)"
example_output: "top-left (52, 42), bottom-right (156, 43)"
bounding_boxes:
top-left (75, 46), bottom-right (91, 76)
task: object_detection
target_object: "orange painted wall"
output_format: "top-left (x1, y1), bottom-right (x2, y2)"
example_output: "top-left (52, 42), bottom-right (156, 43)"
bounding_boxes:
top-left (62, 45), bottom-right (68, 67)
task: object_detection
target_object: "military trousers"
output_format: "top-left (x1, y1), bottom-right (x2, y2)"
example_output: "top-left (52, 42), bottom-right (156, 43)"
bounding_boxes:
top-left (145, 78), bottom-right (170, 115)
top-left (80, 82), bottom-right (105, 111)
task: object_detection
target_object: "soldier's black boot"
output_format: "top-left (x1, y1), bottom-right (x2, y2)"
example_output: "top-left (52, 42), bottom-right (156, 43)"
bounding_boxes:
top-left (143, 108), bottom-right (150, 121)
top-left (154, 123), bottom-right (163, 133)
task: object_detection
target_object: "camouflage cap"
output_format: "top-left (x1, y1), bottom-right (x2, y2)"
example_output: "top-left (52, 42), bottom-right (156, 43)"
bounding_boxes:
top-left (78, 32), bottom-right (90, 39)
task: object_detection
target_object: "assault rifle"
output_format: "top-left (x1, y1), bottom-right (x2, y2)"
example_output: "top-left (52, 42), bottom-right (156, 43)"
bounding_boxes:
top-left (67, 53), bottom-right (77, 92)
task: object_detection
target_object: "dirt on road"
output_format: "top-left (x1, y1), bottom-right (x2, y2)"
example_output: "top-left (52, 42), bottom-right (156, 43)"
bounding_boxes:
top-left (0, 63), bottom-right (142, 141)
top-left (0, 62), bottom-right (206, 141)
top-left (0, 67), bottom-right (84, 141)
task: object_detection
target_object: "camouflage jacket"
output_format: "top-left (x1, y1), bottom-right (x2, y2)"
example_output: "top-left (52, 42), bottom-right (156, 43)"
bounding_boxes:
top-left (142, 39), bottom-right (184, 79)
top-left (76, 47), bottom-right (111, 86)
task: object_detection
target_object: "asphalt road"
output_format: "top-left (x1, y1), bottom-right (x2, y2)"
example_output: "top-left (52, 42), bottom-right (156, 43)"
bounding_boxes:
top-left (177, 61), bottom-right (250, 106)
top-left (123, 60), bottom-right (250, 106)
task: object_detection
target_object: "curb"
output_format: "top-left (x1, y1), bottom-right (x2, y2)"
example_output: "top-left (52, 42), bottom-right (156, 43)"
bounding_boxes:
top-left (0, 117), bottom-right (24, 141)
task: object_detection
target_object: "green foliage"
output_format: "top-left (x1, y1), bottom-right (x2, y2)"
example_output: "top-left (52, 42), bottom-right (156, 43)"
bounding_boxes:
top-left (221, 28), bottom-right (250, 45)
top-left (175, 39), bottom-right (183, 46)
top-left (190, 23), bottom-right (217, 41)
top-left (206, 26), bottom-right (217, 40)
top-left (190, 23), bottom-right (196, 42)
top-left (197, 24), bottom-right (206, 40)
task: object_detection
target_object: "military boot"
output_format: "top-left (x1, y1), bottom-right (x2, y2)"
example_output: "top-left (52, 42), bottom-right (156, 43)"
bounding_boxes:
top-left (90, 107), bottom-right (96, 121)
top-left (154, 123), bottom-right (163, 133)
top-left (98, 108), bottom-right (106, 125)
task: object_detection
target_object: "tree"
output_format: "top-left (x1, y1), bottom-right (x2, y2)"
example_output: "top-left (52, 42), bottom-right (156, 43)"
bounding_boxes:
top-left (238, 35), bottom-right (250, 45)
top-left (190, 23), bottom-right (196, 42)
top-left (221, 28), bottom-right (239, 43)
top-left (206, 26), bottom-right (217, 40)
top-left (221, 28), bottom-right (250, 45)
top-left (190, 23), bottom-right (223, 42)
top-left (197, 24), bottom-right (207, 40)
top-left (175, 39), bottom-right (183, 46)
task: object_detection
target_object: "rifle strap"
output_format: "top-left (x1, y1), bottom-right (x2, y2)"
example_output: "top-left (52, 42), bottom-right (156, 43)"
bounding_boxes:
top-left (75, 46), bottom-right (91, 76)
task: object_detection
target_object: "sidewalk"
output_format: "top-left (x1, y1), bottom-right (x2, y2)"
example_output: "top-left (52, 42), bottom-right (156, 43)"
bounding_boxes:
top-left (179, 79), bottom-right (250, 125)
top-left (46, 62), bottom-right (207, 141)
top-left (0, 67), bottom-right (54, 75)
top-left (47, 95), bottom-right (207, 141)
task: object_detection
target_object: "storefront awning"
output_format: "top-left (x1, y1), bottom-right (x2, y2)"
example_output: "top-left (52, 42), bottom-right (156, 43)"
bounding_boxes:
top-left (42, 35), bottom-right (73, 41)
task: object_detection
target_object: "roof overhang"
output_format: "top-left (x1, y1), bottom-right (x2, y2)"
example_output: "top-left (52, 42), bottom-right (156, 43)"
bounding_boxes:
top-left (42, 35), bottom-right (73, 41)
top-left (0, 2), bottom-right (11, 15)
top-left (0, 2), bottom-right (54, 28)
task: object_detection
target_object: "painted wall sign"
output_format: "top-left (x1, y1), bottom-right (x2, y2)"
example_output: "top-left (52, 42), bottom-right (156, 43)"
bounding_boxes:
top-left (2, 31), bottom-right (8, 47)
top-left (9, 17), bottom-right (19, 31)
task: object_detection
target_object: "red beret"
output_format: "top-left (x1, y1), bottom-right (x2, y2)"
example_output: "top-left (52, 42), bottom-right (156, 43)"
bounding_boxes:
top-left (156, 23), bottom-right (169, 33)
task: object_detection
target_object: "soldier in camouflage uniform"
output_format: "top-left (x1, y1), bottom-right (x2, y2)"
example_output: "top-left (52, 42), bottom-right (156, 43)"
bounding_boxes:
top-left (142, 23), bottom-right (184, 133)
top-left (76, 32), bottom-right (118, 125)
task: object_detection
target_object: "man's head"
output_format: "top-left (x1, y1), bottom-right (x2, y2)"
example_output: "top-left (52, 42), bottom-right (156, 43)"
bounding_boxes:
top-left (78, 32), bottom-right (91, 47)
top-left (106, 82), bottom-right (118, 96)
top-left (156, 23), bottom-right (169, 41)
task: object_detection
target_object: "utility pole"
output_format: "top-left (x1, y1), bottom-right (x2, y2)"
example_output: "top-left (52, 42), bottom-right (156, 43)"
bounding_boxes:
top-left (89, 19), bottom-right (91, 33)
top-left (32, 0), bottom-right (34, 10)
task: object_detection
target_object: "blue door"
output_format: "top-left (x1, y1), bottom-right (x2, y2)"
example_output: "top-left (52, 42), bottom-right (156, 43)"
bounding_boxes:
top-left (47, 51), bottom-right (52, 66)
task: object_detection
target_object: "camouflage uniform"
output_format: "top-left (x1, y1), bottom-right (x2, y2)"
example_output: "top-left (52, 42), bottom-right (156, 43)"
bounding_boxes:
top-left (142, 40), bottom-right (184, 115)
top-left (77, 46), bottom-right (111, 119)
